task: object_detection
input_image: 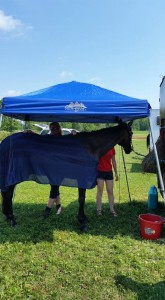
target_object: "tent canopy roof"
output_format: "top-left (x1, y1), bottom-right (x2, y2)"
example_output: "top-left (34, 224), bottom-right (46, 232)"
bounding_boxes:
top-left (1, 81), bottom-right (151, 123)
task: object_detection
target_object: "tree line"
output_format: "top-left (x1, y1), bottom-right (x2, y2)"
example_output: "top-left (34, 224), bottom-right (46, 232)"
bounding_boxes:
top-left (0, 115), bottom-right (149, 132)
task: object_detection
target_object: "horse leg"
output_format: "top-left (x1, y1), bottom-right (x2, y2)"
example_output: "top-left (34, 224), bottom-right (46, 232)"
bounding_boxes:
top-left (78, 188), bottom-right (88, 232)
top-left (1, 185), bottom-right (17, 227)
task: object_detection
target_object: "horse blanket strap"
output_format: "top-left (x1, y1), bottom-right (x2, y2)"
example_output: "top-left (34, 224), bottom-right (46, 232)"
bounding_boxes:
top-left (0, 133), bottom-right (98, 191)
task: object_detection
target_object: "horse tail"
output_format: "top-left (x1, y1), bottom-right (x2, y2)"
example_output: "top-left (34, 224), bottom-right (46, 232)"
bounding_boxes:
top-left (146, 134), bottom-right (150, 150)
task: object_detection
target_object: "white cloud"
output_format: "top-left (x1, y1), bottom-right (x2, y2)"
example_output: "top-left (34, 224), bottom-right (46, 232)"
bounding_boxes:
top-left (0, 10), bottom-right (33, 38)
top-left (59, 71), bottom-right (73, 79)
top-left (0, 10), bottom-right (22, 31)
top-left (0, 89), bottom-right (22, 99)
top-left (6, 90), bottom-right (22, 96)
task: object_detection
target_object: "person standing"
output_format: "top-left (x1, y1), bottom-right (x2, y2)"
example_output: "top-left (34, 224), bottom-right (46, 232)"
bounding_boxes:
top-left (96, 147), bottom-right (118, 216)
top-left (43, 122), bottom-right (62, 218)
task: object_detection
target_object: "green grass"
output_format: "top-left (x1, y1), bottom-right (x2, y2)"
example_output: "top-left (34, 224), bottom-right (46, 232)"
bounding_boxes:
top-left (0, 135), bottom-right (165, 300)
top-left (132, 130), bottom-right (149, 137)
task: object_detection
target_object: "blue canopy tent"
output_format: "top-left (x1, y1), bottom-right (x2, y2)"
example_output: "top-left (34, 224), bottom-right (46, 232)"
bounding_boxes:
top-left (0, 81), bottom-right (151, 193)
top-left (1, 81), bottom-right (151, 123)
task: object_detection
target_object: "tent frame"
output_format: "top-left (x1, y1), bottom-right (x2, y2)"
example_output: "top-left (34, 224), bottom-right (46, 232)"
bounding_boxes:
top-left (149, 117), bottom-right (165, 202)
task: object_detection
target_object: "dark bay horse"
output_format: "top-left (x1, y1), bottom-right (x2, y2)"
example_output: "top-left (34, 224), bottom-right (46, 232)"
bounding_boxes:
top-left (0, 121), bottom-right (133, 231)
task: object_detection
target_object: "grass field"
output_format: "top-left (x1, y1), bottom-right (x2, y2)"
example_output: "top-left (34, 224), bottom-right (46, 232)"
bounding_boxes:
top-left (0, 132), bottom-right (165, 300)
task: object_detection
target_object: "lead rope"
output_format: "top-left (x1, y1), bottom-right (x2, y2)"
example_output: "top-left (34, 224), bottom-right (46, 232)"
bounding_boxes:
top-left (132, 148), bottom-right (146, 157)
top-left (131, 140), bottom-right (146, 157)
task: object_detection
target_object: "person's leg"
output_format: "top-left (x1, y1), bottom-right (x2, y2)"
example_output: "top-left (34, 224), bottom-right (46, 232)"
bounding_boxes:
top-left (54, 195), bottom-right (62, 215)
top-left (43, 185), bottom-right (61, 218)
top-left (96, 178), bottom-right (104, 215)
top-left (105, 180), bottom-right (117, 216)
top-left (47, 197), bottom-right (56, 208)
top-left (50, 185), bottom-right (61, 213)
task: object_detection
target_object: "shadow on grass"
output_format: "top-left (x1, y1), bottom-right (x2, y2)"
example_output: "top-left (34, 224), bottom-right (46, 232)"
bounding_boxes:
top-left (130, 163), bottom-right (143, 173)
top-left (115, 274), bottom-right (165, 300)
top-left (0, 199), bottom-right (165, 244)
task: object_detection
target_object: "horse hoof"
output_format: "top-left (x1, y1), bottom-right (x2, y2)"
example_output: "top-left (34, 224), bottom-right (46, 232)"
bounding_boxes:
top-left (11, 221), bottom-right (17, 227)
top-left (81, 225), bottom-right (88, 232)
top-left (5, 215), bottom-right (17, 227)
top-left (11, 219), bottom-right (17, 227)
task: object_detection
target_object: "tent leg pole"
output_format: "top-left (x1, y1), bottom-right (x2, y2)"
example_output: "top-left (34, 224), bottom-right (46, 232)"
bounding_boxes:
top-left (149, 118), bottom-right (165, 202)
top-left (121, 147), bottom-right (132, 203)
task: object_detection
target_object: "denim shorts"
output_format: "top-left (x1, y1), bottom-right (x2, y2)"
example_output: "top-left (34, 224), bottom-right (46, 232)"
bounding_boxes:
top-left (97, 170), bottom-right (113, 180)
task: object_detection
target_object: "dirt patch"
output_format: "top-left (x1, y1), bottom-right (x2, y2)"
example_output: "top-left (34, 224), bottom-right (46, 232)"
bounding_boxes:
top-left (133, 136), bottom-right (146, 139)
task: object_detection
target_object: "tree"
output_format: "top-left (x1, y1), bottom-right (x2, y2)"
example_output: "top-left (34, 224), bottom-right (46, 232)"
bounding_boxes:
top-left (1, 116), bottom-right (22, 132)
top-left (132, 118), bottom-right (149, 131)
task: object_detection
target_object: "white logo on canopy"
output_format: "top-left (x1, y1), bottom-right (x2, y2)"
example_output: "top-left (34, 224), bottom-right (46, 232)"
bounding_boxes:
top-left (65, 102), bottom-right (87, 112)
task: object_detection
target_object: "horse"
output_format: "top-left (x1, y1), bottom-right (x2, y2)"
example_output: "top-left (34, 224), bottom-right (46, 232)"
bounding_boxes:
top-left (0, 121), bottom-right (133, 231)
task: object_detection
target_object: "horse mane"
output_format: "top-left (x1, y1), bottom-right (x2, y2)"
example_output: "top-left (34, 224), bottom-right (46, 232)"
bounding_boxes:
top-left (72, 123), bottom-right (129, 158)
top-left (60, 124), bottom-right (122, 140)
top-left (77, 125), bottom-right (119, 137)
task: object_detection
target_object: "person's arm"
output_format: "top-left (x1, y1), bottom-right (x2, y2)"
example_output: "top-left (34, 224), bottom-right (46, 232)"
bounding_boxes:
top-left (23, 129), bottom-right (38, 134)
top-left (71, 129), bottom-right (77, 135)
top-left (112, 155), bottom-right (119, 181)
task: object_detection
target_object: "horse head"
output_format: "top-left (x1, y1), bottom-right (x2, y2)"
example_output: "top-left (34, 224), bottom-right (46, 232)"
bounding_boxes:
top-left (118, 121), bottom-right (133, 154)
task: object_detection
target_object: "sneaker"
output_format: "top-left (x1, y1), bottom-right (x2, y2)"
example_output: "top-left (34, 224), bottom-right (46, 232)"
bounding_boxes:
top-left (110, 210), bottom-right (118, 217)
top-left (43, 206), bottom-right (51, 219)
top-left (96, 209), bottom-right (102, 216)
top-left (56, 204), bottom-right (62, 215)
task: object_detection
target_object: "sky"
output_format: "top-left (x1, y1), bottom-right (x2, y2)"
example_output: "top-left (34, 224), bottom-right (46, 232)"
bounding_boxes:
top-left (0, 0), bottom-right (165, 109)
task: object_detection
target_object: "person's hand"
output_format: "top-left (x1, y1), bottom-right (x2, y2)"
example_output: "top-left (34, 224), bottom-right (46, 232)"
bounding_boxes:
top-left (115, 174), bottom-right (119, 181)
top-left (23, 130), bottom-right (34, 133)
top-left (71, 130), bottom-right (77, 135)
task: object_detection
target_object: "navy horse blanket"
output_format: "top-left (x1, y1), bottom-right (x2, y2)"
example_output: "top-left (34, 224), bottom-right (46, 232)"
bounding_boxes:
top-left (0, 133), bottom-right (98, 191)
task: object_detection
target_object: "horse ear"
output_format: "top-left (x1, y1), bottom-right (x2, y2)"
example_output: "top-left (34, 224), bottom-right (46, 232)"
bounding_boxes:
top-left (128, 120), bottom-right (133, 127)
top-left (115, 117), bottom-right (123, 125)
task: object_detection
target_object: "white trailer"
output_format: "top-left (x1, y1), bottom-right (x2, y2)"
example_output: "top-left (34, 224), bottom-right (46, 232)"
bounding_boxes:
top-left (149, 109), bottom-right (160, 150)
